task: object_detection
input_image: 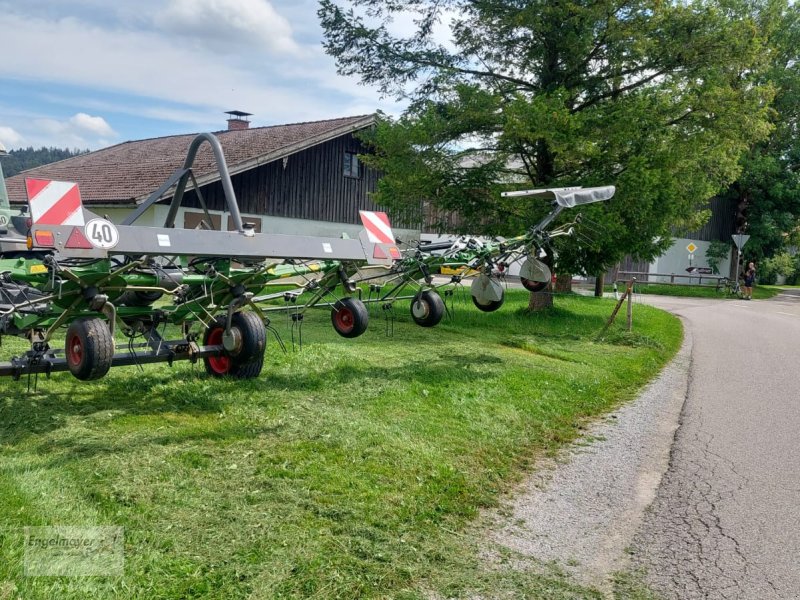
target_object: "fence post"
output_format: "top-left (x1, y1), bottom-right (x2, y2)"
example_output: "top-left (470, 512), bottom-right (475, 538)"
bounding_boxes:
top-left (604, 278), bottom-right (634, 331)
top-left (626, 278), bottom-right (635, 331)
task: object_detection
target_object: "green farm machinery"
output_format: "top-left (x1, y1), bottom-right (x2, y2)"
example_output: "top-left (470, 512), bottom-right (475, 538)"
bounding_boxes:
top-left (0, 134), bottom-right (399, 381)
top-left (348, 186), bottom-right (615, 327)
top-left (0, 132), bottom-right (613, 383)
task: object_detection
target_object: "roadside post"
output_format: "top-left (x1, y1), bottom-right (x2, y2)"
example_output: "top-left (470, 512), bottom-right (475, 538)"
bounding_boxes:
top-left (604, 278), bottom-right (636, 331)
top-left (686, 242), bottom-right (697, 284)
top-left (626, 278), bottom-right (635, 331)
top-left (731, 234), bottom-right (750, 294)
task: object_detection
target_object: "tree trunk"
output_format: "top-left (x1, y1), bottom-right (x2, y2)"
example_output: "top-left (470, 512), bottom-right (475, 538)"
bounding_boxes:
top-left (555, 273), bottom-right (572, 293)
top-left (527, 284), bottom-right (553, 311)
top-left (594, 273), bottom-right (605, 297)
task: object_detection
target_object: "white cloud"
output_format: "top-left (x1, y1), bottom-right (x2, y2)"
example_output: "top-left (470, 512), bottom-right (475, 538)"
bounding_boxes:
top-left (1, 113), bottom-right (117, 149)
top-left (154, 0), bottom-right (301, 56)
top-left (0, 12), bottom-right (337, 122)
top-left (0, 2), bottom-right (405, 145)
top-left (69, 113), bottom-right (116, 137)
top-left (0, 126), bottom-right (23, 147)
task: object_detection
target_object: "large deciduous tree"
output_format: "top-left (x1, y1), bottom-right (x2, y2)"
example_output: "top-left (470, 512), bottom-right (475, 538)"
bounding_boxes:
top-left (722, 2), bottom-right (799, 266)
top-left (320, 0), bottom-right (773, 308)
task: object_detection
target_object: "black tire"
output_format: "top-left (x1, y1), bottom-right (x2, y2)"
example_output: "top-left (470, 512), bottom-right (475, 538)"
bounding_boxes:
top-left (330, 297), bottom-right (369, 338)
top-left (520, 277), bottom-right (549, 293)
top-left (203, 312), bottom-right (266, 379)
top-left (116, 290), bottom-right (163, 307)
top-left (411, 290), bottom-right (445, 327)
top-left (472, 291), bottom-right (505, 313)
top-left (65, 317), bottom-right (114, 381)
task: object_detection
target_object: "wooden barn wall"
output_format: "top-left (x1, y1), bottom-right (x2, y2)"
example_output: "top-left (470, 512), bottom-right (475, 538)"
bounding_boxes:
top-left (179, 133), bottom-right (409, 226)
top-left (675, 196), bottom-right (737, 242)
top-left (605, 255), bottom-right (651, 282)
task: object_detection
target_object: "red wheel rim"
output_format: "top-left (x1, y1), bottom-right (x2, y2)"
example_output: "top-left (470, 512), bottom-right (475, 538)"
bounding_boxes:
top-left (334, 307), bottom-right (355, 333)
top-left (206, 327), bottom-right (231, 374)
top-left (67, 333), bottom-right (83, 367)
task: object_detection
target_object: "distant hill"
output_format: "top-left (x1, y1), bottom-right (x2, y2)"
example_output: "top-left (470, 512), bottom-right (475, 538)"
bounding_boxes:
top-left (1, 147), bottom-right (88, 177)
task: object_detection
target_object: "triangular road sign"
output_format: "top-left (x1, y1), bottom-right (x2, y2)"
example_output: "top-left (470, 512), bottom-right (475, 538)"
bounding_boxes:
top-left (732, 234), bottom-right (750, 250)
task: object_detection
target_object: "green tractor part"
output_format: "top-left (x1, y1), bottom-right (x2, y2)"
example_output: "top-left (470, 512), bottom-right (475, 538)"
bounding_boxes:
top-left (349, 185), bottom-right (615, 326)
top-left (0, 133), bottom-right (400, 382)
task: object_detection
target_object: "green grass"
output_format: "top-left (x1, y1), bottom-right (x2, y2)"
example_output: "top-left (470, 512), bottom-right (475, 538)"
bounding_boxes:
top-left (0, 290), bottom-right (681, 599)
top-left (608, 283), bottom-right (780, 300)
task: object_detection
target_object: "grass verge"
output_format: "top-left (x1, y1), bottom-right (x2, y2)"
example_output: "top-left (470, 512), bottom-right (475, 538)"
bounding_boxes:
top-left (0, 290), bottom-right (680, 599)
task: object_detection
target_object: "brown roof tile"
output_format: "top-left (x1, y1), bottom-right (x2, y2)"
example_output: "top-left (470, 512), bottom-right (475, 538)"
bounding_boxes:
top-left (6, 115), bottom-right (375, 205)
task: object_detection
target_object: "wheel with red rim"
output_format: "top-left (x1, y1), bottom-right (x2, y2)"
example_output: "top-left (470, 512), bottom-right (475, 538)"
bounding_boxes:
top-left (64, 317), bottom-right (114, 381)
top-left (330, 297), bottom-right (369, 338)
top-left (520, 277), bottom-right (549, 293)
top-left (204, 325), bottom-right (232, 376)
top-left (203, 312), bottom-right (266, 379)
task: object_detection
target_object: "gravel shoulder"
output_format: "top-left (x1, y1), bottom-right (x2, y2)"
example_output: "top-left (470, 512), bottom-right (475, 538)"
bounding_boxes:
top-left (485, 321), bottom-right (693, 590)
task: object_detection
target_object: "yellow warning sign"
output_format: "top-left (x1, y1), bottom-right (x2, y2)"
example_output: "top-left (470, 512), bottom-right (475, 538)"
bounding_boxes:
top-left (686, 243), bottom-right (697, 253)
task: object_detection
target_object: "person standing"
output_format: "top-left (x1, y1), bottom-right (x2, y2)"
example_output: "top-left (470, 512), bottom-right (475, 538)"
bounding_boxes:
top-left (743, 261), bottom-right (756, 300)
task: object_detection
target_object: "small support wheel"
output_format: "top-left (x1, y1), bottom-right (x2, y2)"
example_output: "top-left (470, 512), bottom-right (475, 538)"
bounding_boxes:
top-left (472, 290), bottom-right (505, 313)
top-left (331, 297), bottom-right (369, 338)
top-left (203, 312), bottom-right (266, 379)
top-left (116, 290), bottom-right (163, 307)
top-left (520, 277), bottom-right (549, 293)
top-left (411, 290), bottom-right (445, 327)
top-left (65, 317), bottom-right (114, 381)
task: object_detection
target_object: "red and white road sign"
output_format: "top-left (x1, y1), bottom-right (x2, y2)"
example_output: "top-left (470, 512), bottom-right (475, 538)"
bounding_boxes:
top-left (25, 179), bottom-right (85, 227)
top-left (359, 210), bottom-right (395, 244)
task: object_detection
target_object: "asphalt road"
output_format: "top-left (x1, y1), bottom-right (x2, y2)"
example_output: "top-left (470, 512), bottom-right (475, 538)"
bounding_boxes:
top-left (632, 291), bottom-right (800, 599)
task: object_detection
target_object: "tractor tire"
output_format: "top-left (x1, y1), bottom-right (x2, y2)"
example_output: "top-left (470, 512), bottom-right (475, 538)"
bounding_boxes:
top-left (116, 290), bottom-right (163, 307)
top-left (472, 290), bottom-right (505, 313)
top-left (410, 290), bottom-right (445, 327)
top-left (65, 317), bottom-right (114, 381)
top-left (520, 277), bottom-right (549, 293)
top-left (203, 312), bottom-right (266, 379)
top-left (330, 297), bottom-right (369, 338)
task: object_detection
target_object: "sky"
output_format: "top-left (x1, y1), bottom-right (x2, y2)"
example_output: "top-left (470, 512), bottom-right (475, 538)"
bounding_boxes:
top-left (0, 0), bottom-right (416, 151)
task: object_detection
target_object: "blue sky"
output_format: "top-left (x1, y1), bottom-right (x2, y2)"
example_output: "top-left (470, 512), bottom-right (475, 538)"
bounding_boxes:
top-left (0, 0), bottom-right (415, 150)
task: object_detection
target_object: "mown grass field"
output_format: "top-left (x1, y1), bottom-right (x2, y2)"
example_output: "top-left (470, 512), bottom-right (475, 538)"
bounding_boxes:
top-left (0, 290), bottom-right (681, 599)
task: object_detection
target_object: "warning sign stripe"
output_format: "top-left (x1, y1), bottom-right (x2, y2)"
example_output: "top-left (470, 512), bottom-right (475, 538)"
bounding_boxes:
top-left (359, 211), bottom-right (395, 244)
top-left (26, 179), bottom-right (85, 227)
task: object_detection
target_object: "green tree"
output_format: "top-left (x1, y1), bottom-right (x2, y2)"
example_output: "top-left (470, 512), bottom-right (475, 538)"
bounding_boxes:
top-left (0, 147), bottom-right (87, 177)
top-left (724, 2), bottom-right (799, 265)
top-left (320, 0), bottom-right (774, 308)
top-left (705, 240), bottom-right (731, 275)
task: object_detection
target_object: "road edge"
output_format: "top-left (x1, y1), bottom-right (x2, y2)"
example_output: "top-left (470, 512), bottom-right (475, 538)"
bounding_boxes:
top-left (485, 320), bottom-right (694, 590)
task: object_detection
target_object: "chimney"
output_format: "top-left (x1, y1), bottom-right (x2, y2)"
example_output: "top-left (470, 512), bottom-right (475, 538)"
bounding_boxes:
top-left (225, 110), bottom-right (252, 131)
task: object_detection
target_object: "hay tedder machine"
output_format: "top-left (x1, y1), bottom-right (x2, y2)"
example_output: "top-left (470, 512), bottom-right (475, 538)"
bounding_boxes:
top-left (348, 185), bottom-right (615, 326)
top-left (0, 132), bottom-right (613, 383)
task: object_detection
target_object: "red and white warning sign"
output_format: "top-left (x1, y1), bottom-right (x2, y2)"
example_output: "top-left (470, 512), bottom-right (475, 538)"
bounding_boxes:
top-left (25, 179), bottom-right (85, 227)
top-left (359, 211), bottom-right (395, 244)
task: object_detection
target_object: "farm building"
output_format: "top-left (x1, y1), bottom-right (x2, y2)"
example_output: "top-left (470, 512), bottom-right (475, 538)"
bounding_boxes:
top-left (5, 113), bottom-right (419, 240)
top-left (614, 196), bottom-right (737, 282)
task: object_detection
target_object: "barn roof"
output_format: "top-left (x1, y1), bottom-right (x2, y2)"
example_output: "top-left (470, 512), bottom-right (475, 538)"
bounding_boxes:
top-left (6, 114), bottom-right (375, 205)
